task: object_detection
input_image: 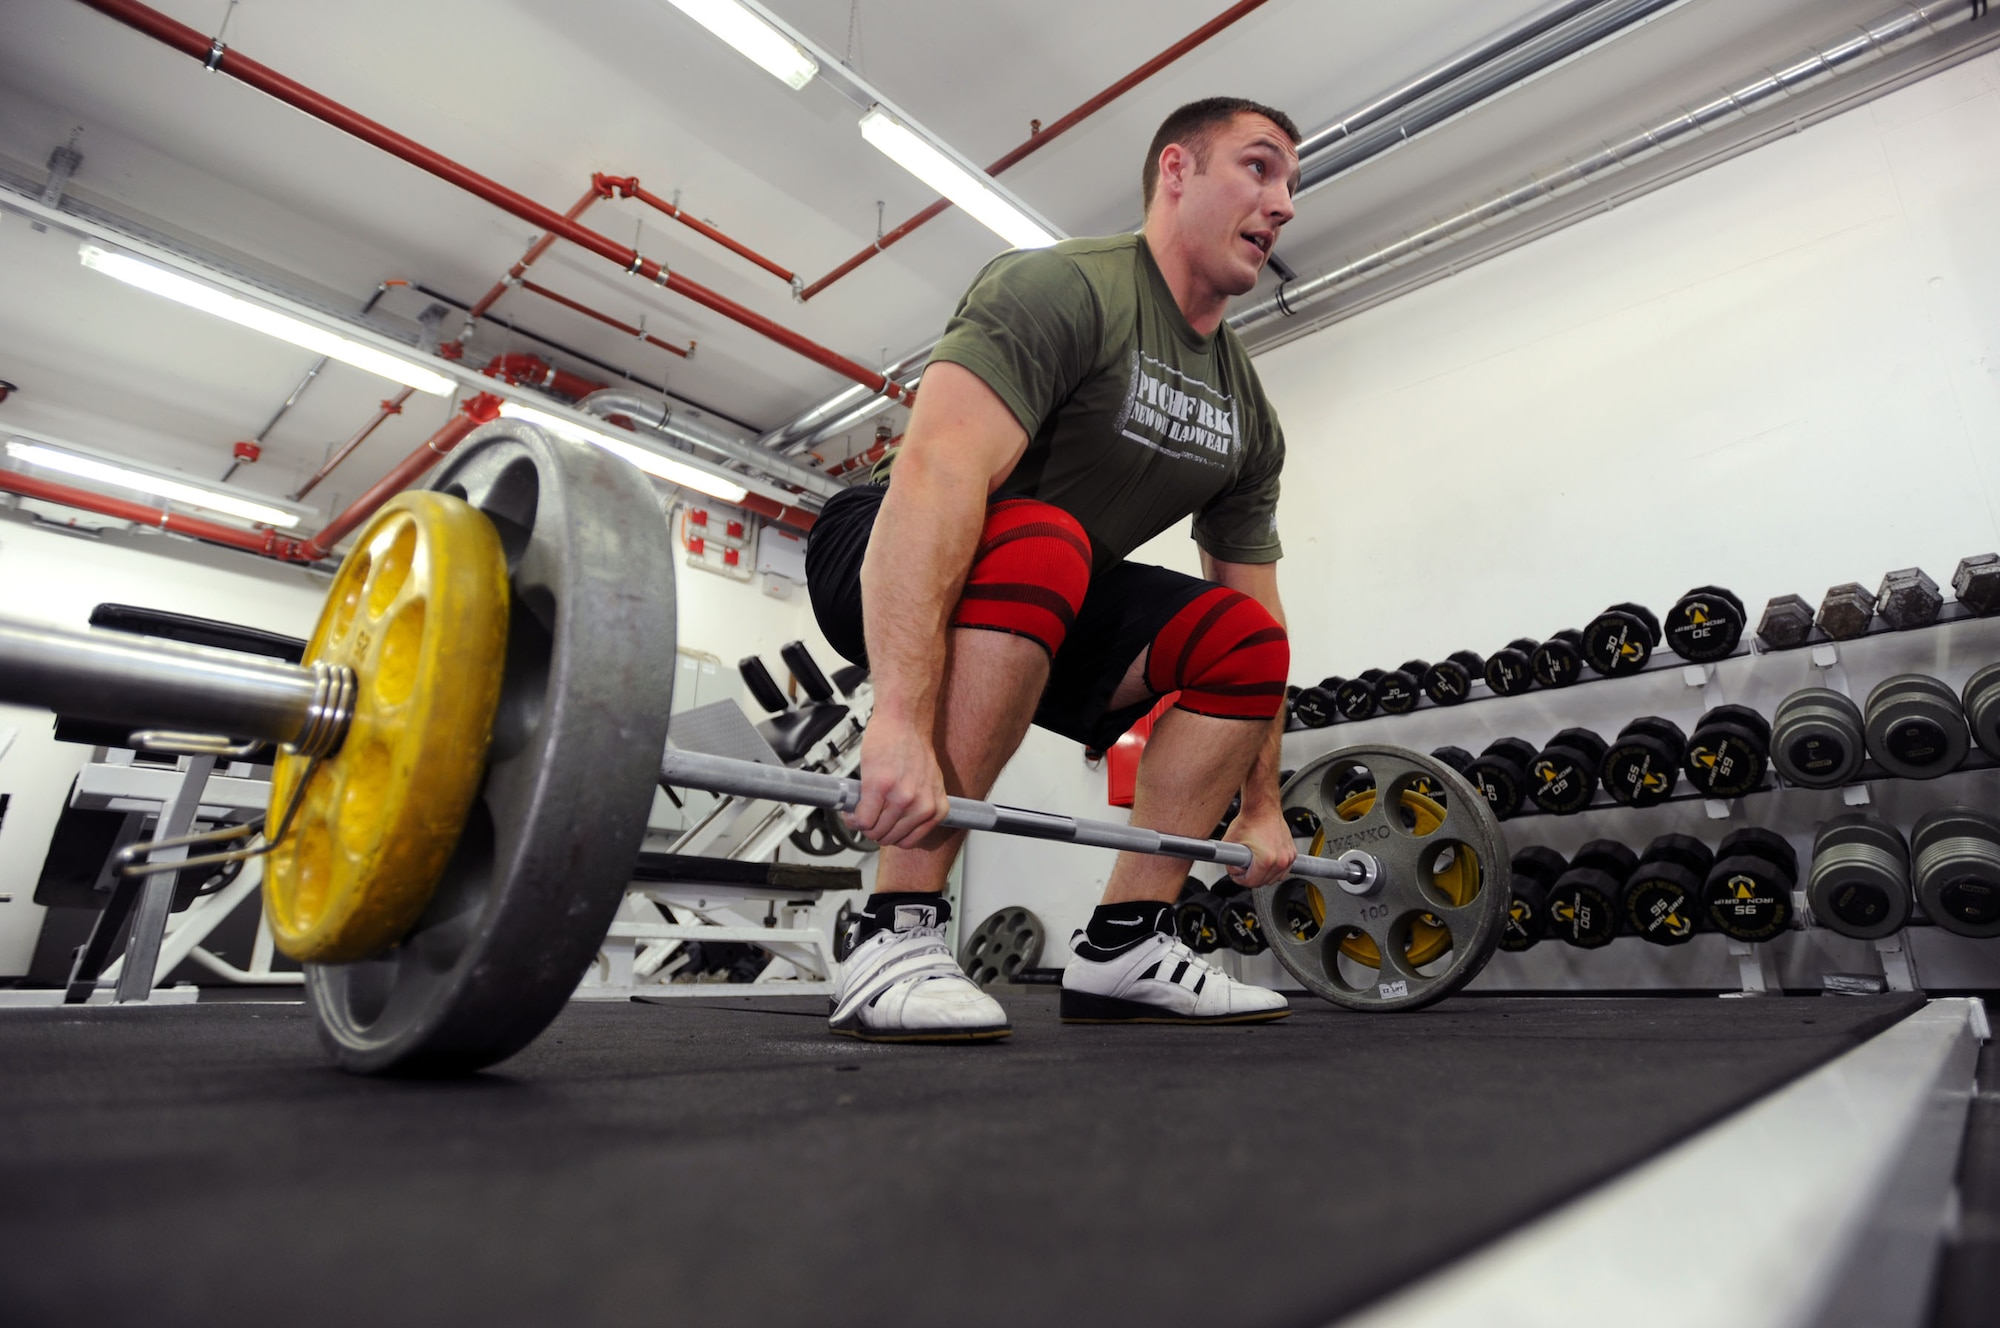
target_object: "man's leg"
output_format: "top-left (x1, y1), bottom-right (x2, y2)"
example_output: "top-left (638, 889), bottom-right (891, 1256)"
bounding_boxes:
top-left (871, 626), bottom-right (1049, 893)
top-left (1060, 582), bottom-right (1293, 1024)
top-left (825, 497), bottom-right (1090, 1041)
top-left (1100, 703), bottom-right (1270, 904)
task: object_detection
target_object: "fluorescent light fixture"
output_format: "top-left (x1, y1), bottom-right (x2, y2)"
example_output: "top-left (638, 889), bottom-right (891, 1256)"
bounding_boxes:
top-left (497, 402), bottom-right (750, 503)
top-left (859, 106), bottom-right (1058, 250)
top-left (77, 243), bottom-right (455, 397)
top-left (660, 0), bottom-right (817, 90)
top-left (5, 439), bottom-right (304, 528)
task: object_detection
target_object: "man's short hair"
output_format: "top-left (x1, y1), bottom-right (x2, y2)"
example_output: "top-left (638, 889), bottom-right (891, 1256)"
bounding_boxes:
top-left (1142, 97), bottom-right (1302, 210)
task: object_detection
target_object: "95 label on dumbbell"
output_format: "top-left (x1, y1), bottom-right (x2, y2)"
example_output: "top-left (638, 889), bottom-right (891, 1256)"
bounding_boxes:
top-left (1378, 980), bottom-right (1410, 999)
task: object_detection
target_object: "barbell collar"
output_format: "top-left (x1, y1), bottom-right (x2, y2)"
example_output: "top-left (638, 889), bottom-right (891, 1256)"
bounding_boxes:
top-left (0, 615), bottom-right (351, 757)
top-left (657, 748), bottom-right (1366, 884)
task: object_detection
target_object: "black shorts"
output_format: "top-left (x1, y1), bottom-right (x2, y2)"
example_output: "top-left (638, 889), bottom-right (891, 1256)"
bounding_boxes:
top-left (804, 484), bottom-right (1213, 750)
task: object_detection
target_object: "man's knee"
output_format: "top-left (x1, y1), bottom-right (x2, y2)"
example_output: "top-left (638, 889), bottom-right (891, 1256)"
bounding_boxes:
top-left (1146, 587), bottom-right (1290, 721)
top-left (949, 498), bottom-right (1092, 658)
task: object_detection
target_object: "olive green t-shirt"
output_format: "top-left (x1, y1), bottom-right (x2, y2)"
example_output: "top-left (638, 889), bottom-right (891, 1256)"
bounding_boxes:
top-left (925, 233), bottom-right (1284, 568)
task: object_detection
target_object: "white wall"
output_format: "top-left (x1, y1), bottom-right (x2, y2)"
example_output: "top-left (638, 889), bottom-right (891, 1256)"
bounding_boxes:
top-left (962, 49), bottom-right (2000, 950)
top-left (0, 500), bottom-right (824, 978)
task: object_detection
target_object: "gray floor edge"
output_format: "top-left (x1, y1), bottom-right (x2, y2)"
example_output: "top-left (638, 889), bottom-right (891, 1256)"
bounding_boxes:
top-left (1333, 997), bottom-right (1991, 1328)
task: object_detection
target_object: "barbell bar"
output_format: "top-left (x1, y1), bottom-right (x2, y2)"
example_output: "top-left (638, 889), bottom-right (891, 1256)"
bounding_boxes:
top-left (0, 619), bottom-right (1375, 888)
top-left (656, 750), bottom-right (1372, 886)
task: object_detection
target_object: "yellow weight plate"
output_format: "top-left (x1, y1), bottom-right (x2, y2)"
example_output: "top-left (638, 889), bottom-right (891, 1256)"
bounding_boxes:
top-left (1321, 788), bottom-right (1479, 969)
top-left (264, 493), bottom-right (509, 962)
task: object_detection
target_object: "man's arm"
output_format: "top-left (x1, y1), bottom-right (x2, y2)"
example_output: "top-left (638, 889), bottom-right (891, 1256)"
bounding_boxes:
top-left (850, 362), bottom-right (1030, 845)
top-left (1200, 552), bottom-right (1296, 886)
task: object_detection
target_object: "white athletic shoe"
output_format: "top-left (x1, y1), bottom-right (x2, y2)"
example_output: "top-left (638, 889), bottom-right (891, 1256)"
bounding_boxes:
top-left (1060, 930), bottom-right (1291, 1025)
top-left (829, 904), bottom-right (1011, 1043)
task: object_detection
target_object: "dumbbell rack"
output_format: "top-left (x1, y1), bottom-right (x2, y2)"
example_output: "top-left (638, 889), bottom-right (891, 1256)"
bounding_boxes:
top-left (1280, 605), bottom-right (2000, 998)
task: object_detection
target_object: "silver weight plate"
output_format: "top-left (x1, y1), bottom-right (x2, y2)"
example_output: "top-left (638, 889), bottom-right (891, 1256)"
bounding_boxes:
top-left (960, 906), bottom-right (1045, 985)
top-left (306, 422), bottom-right (677, 1073)
top-left (1255, 745), bottom-right (1510, 1013)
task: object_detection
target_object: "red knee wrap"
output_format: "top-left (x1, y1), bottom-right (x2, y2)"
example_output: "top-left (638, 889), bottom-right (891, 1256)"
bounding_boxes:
top-left (1147, 587), bottom-right (1290, 721)
top-left (949, 498), bottom-right (1092, 658)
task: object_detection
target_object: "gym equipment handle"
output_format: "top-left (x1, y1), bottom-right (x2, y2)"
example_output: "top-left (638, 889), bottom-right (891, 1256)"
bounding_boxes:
top-left (659, 749), bottom-right (1368, 885)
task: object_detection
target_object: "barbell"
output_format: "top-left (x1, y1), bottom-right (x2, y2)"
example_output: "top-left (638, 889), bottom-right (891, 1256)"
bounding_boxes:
top-left (0, 425), bottom-right (1510, 1073)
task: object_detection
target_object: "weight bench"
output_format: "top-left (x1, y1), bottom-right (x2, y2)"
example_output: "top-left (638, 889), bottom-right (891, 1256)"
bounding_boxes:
top-left (35, 604), bottom-right (301, 1004)
top-left (584, 852), bottom-right (862, 997)
top-left (738, 639), bottom-right (851, 764)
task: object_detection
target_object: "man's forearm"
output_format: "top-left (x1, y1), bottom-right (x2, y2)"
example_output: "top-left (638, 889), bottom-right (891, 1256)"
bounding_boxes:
top-left (859, 459), bottom-right (988, 733)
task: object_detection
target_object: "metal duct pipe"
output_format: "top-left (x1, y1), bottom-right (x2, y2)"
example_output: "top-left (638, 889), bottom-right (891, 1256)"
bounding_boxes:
top-left (1233, 0), bottom-right (1989, 337)
top-left (1295, 0), bottom-right (1691, 196)
top-left (764, 341), bottom-right (936, 456)
top-left (579, 390), bottom-right (842, 501)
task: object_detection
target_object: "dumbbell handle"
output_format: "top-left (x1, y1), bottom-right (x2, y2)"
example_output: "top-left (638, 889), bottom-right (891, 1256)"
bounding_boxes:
top-left (659, 749), bottom-right (1367, 885)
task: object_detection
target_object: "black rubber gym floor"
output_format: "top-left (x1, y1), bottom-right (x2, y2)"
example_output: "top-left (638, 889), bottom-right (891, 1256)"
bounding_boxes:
top-left (0, 991), bottom-right (1921, 1328)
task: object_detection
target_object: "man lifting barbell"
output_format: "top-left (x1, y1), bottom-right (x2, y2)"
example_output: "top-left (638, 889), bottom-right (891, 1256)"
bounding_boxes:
top-left (805, 98), bottom-right (1306, 1041)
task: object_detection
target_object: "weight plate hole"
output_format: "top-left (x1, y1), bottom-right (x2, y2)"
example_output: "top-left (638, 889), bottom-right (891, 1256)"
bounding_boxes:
top-left (1419, 839), bottom-right (1482, 914)
top-left (328, 556), bottom-right (368, 643)
top-left (1324, 927), bottom-right (1379, 990)
top-left (373, 598), bottom-right (425, 708)
top-left (365, 518), bottom-right (417, 620)
top-left (337, 740), bottom-right (394, 857)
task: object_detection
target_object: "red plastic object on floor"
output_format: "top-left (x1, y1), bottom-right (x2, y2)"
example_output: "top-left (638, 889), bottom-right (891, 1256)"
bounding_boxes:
top-left (1106, 693), bottom-right (1178, 808)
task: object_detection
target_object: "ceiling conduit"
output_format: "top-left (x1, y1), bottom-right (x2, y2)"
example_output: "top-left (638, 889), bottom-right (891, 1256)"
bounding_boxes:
top-left (1232, 0), bottom-right (1992, 337)
top-left (76, 0), bottom-right (913, 407)
top-left (578, 389), bottom-right (843, 501)
top-left (759, 0), bottom-right (1677, 457)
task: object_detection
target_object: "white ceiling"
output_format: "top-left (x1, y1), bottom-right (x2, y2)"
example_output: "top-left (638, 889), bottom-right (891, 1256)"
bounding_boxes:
top-left (0, 0), bottom-right (1970, 524)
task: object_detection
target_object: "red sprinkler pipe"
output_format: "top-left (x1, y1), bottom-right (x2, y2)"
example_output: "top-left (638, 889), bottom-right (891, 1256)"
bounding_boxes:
top-left (294, 394), bottom-right (502, 562)
top-left (517, 279), bottom-right (694, 359)
top-left (292, 388), bottom-right (411, 500)
top-left (799, 0), bottom-right (1273, 301)
top-left (0, 468), bottom-right (309, 560)
top-left (595, 175), bottom-right (796, 284)
top-left (76, 0), bottom-right (908, 403)
top-left (480, 352), bottom-right (604, 402)
top-left (467, 184), bottom-right (604, 322)
top-left (740, 493), bottom-right (816, 532)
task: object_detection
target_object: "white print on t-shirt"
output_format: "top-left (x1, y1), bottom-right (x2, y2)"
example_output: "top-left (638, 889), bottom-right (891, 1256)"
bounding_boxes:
top-left (1112, 350), bottom-right (1239, 467)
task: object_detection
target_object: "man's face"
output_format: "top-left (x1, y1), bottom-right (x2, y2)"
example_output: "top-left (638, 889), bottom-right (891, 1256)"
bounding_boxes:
top-left (1169, 113), bottom-right (1299, 297)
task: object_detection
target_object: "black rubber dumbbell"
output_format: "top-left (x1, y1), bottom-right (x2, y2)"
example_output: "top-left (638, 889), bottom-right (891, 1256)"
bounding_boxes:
top-left (1771, 688), bottom-right (1866, 789)
top-left (1582, 602), bottom-right (1662, 677)
top-left (1817, 582), bottom-right (1876, 640)
top-left (1547, 840), bottom-right (1636, 949)
top-left (1622, 834), bottom-right (1713, 946)
top-left (1876, 568), bottom-right (1943, 631)
top-left (1284, 805), bottom-right (1323, 841)
top-left (1291, 683), bottom-right (1338, 728)
top-left (1531, 630), bottom-right (1585, 689)
top-left (1334, 669), bottom-right (1384, 721)
top-left (1912, 806), bottom-right (2000, 939)
top-left (1406, 746), bottom-right (1473, 807)
top-left (1601, 716), bottom-right (1686, 808)
top-left (1484, 639), bottom-right (1538, 696)
top-left (1963, 663), bottom-right (2000, 762)
top-left (1501, 845), bottom-right (1566, 953)
top-left (1756, 594), bottom-right (1815, 650)
top-left (1664, 586), bottom-right (1746, 663)
top-left (1863, 673), bottom-right (1969, 780)
top-left (1377, 659), bottom-right (1429, 716)
top-left (1465, 738), bottom-right (1537, 821)
top-left (1421, 651), bottom-right (1485, 707)
top-left (1702, 826), bottom-right (1798, 942)
top-left (1952, 554), bottom-right (2000, 616)
top-left (1529, 726), bottom-right (1608, 815)
top-left (1807, 815), bottom-right (1911, 941)
top-left (1173, 877), bottom-right (1226, 954)
top-left (1683, 705), bottom-right (1771, 799)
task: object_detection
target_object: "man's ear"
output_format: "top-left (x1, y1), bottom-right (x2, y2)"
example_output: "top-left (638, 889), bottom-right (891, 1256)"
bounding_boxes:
top-left (1156, 142), bottom-right (1189, 201)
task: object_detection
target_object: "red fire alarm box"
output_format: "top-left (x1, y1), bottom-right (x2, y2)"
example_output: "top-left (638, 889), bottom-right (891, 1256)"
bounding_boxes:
top-left (1106, 693), bottom-right (1178, 808)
